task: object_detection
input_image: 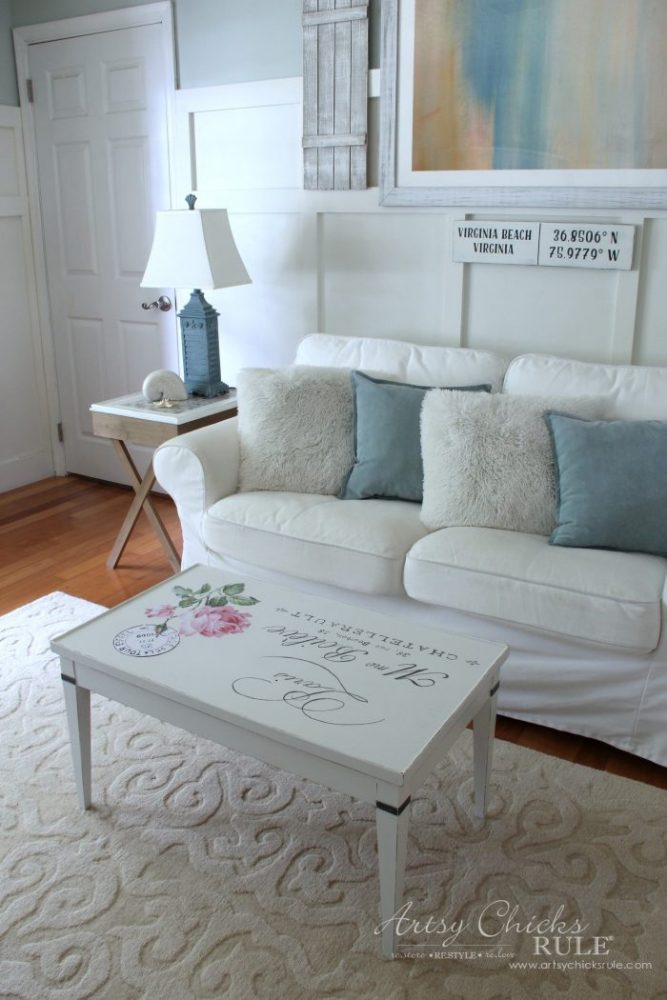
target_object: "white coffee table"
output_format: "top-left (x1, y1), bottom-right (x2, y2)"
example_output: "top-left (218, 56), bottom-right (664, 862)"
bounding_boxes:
top-left (52, 565), bottom-right (508, 959)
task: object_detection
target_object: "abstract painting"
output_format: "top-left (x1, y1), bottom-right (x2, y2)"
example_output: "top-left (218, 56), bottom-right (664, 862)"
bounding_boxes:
top-left (380, 0), bottom-right (667, 207)
top-left (412, 0), bottom-right (667, 172)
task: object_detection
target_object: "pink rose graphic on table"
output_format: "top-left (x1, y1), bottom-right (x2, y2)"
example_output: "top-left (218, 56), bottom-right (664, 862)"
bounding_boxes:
top-left (145, 582), bottom-right (259, 638)
top-left (178, 605), bottom-right (252, 637)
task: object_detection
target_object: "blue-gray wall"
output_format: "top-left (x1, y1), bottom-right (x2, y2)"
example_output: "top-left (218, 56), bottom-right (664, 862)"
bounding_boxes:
top-left (3, 0), bottom-right (379, 106)
top-left (1, 0), bottom-right (17, 104)
top-left (177, 0), bottom-right (302, 88)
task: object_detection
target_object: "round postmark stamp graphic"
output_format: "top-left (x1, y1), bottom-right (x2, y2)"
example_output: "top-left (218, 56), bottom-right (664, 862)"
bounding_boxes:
top-left (113, 625), bottom-right (180, 657)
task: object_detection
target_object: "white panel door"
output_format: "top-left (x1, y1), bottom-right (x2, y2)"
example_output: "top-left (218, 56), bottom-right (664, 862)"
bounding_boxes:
top-left (0, 110), bottom-right (53, 492)
top-left (29, 24), bottom-right (177, 480)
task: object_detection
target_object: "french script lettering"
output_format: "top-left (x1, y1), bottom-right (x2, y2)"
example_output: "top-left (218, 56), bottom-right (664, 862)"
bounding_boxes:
top-left (264, 625), bottom-right (367, 662)
top-left (379, 664), bottom-right (450, 687)
top-left (231, 659), bottom-right (385, 726)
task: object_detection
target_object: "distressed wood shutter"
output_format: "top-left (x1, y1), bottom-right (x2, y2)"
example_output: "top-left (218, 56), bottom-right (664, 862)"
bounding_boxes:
top-left (302, 0), bottom-right (369, 190)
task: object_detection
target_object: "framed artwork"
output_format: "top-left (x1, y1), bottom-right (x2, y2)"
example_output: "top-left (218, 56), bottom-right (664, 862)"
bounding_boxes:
top-left (380, 0), bottom-right (667, 208)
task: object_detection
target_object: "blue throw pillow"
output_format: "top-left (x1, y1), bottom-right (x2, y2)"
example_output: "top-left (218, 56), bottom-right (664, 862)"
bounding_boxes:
top-left (546, 412), bottom-right (667, 556)
top-left (341, 372), bottom-right (491, 503)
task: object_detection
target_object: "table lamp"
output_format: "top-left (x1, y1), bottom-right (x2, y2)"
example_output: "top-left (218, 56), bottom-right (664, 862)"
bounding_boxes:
top-left (141, 194), bottom-right (251, 397)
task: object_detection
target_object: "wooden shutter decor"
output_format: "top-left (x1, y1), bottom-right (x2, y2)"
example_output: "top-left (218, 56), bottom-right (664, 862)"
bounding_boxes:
top-left (302, 0), bottom-right (369, 190)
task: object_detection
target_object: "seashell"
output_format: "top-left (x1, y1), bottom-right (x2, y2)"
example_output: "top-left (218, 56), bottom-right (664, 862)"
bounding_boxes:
top-left (142, 369), bottom-right (188, 402)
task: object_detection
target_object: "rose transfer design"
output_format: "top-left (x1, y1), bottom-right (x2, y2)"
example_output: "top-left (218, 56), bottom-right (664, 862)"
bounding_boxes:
top-left (146, 582), bottom-right (259, 638)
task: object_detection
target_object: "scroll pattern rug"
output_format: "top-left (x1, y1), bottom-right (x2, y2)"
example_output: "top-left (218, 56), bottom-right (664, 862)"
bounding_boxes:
top-left (0, 592), bottom-right (665, 1000)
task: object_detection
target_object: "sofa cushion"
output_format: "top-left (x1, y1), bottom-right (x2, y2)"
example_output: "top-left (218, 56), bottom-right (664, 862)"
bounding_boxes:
top-left (504, 353), bottom-right (667, 420)
top-left (404, 527), bottom-right (667, 652)
top-left (420, 391), bottom-right (603, 535)
top-left (547, 412), bottom-right (667, 556)
top-left (296, 334), bottom-right (508, 391)
top-left (237, 367), bottom-right (354, 495)
top-left (342, 372), bottom-right (491, 503)
top-left (203, 492), bottom-right (428, 596)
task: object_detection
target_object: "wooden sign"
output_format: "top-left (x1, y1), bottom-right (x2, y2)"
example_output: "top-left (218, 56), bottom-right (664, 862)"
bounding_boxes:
top-left (452, 220), bottom-right (635, 270)
top-left (538, 223), bottom-right (634, 270)
top-left (453, 221), bottom-right (540, 265)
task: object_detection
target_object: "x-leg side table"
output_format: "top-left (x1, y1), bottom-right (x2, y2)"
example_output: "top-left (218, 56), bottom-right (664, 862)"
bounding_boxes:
top-left (90, 392), bottom-right (237, 572)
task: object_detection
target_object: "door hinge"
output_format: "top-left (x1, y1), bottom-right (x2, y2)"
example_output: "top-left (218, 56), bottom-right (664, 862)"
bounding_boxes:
top-left (57, 422), bottom-right (63, 443)
top-left (26, 79), bottom-right (34, 103)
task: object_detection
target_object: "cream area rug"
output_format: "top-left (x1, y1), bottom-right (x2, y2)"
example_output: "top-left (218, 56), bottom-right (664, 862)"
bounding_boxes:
top-left (1, 593), bottom-right (665, 1000)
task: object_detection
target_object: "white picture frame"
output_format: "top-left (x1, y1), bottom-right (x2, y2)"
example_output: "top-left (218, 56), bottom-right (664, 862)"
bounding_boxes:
top-left (379, 0), bottom-right (667, 210)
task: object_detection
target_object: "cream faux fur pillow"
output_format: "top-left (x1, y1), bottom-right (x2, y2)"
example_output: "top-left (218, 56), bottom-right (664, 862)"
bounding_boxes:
top-left (237, 366), bottom-right (354, 494)
top-left (420, 391), bottom-right (604, 535)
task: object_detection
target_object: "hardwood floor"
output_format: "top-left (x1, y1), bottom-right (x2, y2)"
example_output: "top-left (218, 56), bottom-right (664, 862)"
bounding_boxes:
top-left (0, 475), bottom-right (182, 613)
top-left (1, 475), bottom-right (666, 791)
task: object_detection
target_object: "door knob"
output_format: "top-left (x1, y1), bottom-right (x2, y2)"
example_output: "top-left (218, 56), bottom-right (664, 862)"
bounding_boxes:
top-left (141, 295), bottom-right (172, 312)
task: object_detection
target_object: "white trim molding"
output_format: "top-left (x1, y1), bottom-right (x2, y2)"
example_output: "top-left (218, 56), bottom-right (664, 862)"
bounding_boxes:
top-left (12, 2), bottom-right (173, 43)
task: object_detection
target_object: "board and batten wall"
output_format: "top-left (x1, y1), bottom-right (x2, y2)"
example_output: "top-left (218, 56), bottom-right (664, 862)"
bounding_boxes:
top-left (172, 77), bottom-right (667, 388)
top-left (2, 0), bottom-right (667, 492)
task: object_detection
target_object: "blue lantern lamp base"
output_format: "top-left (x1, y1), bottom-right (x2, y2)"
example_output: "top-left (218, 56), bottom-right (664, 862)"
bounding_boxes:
top-left (178, 289), bottom-right (230, 398)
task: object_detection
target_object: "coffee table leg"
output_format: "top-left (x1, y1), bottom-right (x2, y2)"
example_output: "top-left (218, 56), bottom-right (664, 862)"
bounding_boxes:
top-left (376, 799), bottom-right (410, 959)
top-left (61, 675), bottom-right (92, 810)
top-left (473, 680), bottom-right (500, 819)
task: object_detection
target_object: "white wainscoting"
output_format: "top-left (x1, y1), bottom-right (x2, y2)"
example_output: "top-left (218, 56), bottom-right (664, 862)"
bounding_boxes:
top-left (173, 78), bottom-right (667, 387)
top-left (0, 106), bottom-right (54, 493)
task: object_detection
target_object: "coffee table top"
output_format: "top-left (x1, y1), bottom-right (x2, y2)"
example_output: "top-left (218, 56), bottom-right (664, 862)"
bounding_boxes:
top-left (52, 566), bottom-right (507, 785)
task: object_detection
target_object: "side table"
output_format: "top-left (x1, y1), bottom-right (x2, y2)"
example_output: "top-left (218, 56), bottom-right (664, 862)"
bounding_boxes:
top-left (90, 392), bottom-right (237, 572)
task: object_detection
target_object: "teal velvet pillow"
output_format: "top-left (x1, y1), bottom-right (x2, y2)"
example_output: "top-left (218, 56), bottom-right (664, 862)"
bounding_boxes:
top-left (341, 372), bottom-right (491, 502)
top-left (546, 412), bottom-right (667, 556)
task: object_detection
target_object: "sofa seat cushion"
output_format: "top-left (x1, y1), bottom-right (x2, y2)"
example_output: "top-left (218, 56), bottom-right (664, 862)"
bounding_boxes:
top-left (404, 527), bottom-right (667, 652)
top-left (203, 492), bottom-right (428, 596)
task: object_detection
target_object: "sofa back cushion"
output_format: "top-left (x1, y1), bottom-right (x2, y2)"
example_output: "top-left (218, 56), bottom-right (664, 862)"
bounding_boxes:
top-left (504, 353), bottom-right (667, 419)
top-left (546, 412), bottom-right (667, 556)
top-left (420, 391), bottom-right (604, 535)
top-left (341, 372), bottom-right (491, 503)
top-left (295, 334), bottom-right (508, 391)
top-left (237, 366), bottom-right (354, 495)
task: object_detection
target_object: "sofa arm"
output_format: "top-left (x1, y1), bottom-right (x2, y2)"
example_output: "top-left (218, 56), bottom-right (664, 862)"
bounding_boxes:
top-left (154, 417), bottom-right (240, 567)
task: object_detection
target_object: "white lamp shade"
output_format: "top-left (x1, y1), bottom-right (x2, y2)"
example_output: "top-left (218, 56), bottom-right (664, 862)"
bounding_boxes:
top-left (141, 208), bottom-right (251, 290)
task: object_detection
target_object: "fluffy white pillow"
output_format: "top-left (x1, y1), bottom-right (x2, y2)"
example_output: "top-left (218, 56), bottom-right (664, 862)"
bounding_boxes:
top-left (420, 392), bottom-right (604, 535)
top-left (237, 366), bottom-right (354, 494)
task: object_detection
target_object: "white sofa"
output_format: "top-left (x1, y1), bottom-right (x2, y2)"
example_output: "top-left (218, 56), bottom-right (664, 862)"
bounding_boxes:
top-left (154, 335), bottom-right (667, 767)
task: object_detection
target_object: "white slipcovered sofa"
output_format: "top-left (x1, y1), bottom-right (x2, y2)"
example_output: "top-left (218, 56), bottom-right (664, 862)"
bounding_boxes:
top-left (154, 335), bottom-right (667, 766)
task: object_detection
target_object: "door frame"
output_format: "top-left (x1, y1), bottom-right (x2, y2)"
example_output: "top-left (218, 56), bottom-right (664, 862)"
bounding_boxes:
top-left (13, 2), bottom-right (177, 476)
